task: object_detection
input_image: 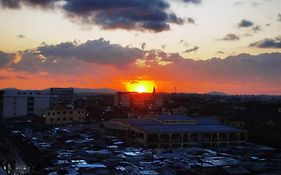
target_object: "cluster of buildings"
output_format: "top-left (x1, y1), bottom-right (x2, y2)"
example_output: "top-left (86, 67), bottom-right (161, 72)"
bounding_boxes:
top-left (6, 125), bottom-right (281, 175)
top-left (0, 88), bottom-right (86, 124)
top-left (1, 88), bottom-right (248, 148)
top-left (2, 88), bottom-right (281, 174)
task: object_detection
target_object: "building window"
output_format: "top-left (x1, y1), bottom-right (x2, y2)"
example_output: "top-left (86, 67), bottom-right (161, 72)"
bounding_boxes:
top-left (69, 111), bottom-right (73, 114)
top-left (53, 112), bottom-right (55, 115)
top-left (63, 111), bottom-right (66, 115)
top-left (139, 133), bottom-right (144, 139)
top-left (57, 112), bottom-right (61, 115)
top-left (57, 118), bottom-right (61, 121)
top-left (50, 118), bottom-right (54, 122)
top-left (62, 118), bottom-right (66, 121)
top-left (47, 112), bottom-right (50, 115)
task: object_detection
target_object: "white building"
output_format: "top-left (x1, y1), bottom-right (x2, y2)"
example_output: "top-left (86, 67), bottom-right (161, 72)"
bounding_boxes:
top-left (1, 89), bottom-right (52, 119)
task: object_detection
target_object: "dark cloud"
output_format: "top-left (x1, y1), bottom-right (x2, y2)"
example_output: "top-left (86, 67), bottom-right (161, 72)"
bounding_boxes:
top-left (221, 34), bottom-right (240, 41)
top-left (249, 37), bottom-right (281, 48)
top-left (178, 40), bottom-right (184, 44)
top-left (0, 0), bottom-right (184, 32)
top-left (238, 19), bottom-right (254, 28)
top-left (183, 46), bottom-right (199, 53)
top-left (252, 25), bottom-right (261, 33)
top-left (141, 42), bottom-right (146, 50)
top-left (38, 38), bottom-right (145, 68)
top-left (18, 34), bottom-right (25, 38)
top-left (9, 51), bottom-right (90, 74)
top-left (4, 38), bottom-right (185, 72)
top-left (142, 50), bottom-right (183, 65)
top-left (0, 0), bottom-right (55, 9)
top-left (178, 40), bottom-right (189, 47)
top-left (161, 53), bottom-right (281, 85)
top-left (216, 51), bottom-right (225, 54)
top-left (62, 0), bottom-right (184, 32)
top-left (186, 17), bottom-right (196, 24)
top-left (0, 0), bottom-right (20, 9)
top-left (0, 51), bottom-right (12, 67)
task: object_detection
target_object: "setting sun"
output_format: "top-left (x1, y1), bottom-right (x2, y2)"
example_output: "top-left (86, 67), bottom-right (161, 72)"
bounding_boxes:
top-left (125, 80), bottom-right (156, 93)
top-left (135, 85), bottom-right (147, 93)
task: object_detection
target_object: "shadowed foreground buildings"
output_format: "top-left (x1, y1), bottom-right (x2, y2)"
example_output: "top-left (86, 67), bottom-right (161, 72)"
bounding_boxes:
top-left (0, 88), bottom-right (74, 119)
top-left (105, 115), bottom-right (247, 148)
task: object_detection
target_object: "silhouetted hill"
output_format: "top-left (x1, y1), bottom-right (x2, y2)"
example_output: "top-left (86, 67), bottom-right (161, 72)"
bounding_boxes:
top-left (205, 91), bottom-right (228, 96)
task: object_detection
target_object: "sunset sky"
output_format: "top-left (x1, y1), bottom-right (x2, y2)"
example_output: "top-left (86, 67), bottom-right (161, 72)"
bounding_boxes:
top-left (0, 0), bottom-right (281, 94)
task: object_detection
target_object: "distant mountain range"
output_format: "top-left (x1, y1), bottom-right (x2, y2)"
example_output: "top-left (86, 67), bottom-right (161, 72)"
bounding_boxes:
top-left (0, 87), bottom-right (117, 94)
top-left (205, 91), bottom-right (228, 96)
top-left (74, 88), bottom-right (117, 94)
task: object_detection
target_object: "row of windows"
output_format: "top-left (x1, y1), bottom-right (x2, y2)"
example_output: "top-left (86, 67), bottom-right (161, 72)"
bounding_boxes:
top-left (164, 120), bottom-right (197, 124)
top-left (49, 117), bottom-right (85, 122)
top-left (17, 91), bottom-right (43, 95)
top-left (46, 111), bottom-right (85, 116)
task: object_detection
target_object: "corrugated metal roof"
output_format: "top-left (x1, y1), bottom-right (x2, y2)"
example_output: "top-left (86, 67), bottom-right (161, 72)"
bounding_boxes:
top-left (126, 115), bottom-right (241, 133)
top-left (156, 115), bottom-right (194, 121)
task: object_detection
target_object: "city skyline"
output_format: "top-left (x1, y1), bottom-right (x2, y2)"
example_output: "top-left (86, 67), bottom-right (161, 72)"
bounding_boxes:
top-left (1, 0), bottom-right (281, 94)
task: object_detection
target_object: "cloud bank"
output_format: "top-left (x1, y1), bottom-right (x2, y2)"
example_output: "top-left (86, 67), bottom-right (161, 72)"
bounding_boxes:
top-left (250, 37), bottom-right (281, 48)
top-left (0, 0), bottom-right (187, 32)
top-left (220, 34), bottom-right (240, 41)
top-left (1, 38), bottom-right (281, 94)
top-left (238, 19), bottom-right (254, 28)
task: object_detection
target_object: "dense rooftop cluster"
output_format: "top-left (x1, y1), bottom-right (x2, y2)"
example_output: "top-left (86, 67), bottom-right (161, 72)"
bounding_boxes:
top-left (6, 125), bottom-right (281, 175)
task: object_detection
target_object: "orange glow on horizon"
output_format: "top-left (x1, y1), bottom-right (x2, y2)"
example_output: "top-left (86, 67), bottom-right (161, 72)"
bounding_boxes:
top-left (125, 80), bottom-right (156, 93)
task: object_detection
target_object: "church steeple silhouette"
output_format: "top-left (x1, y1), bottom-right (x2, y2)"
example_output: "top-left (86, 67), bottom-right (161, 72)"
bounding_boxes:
top-left (153, 86), bottom-right (156, 95)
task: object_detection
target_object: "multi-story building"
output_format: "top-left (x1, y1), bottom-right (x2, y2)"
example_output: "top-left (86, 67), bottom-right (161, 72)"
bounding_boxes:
top-left (1, 89), bottom-right (52, 119)
top-left (43, 108), bottom-right (86, 125)
top-left (114, 92), bottom-right (155, 108)
top-left (50, 88), bottom-right (74, 107)
top-left (0, 88), bottom-right (75, 119)
top-left (114, 92), bottom-right (131, 107)
top-left (105, 115), bottom-right (247, 148)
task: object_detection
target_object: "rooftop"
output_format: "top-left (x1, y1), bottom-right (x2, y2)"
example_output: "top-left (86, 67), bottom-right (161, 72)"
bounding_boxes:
top-left (123, 115), bottom-right (242, 133)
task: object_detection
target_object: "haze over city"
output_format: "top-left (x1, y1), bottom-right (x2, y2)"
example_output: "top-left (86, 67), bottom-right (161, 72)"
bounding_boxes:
top-left (0, 0), bottom-right (281, 94)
